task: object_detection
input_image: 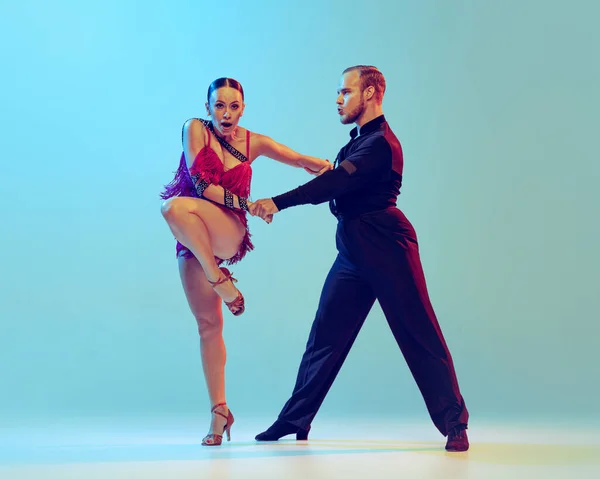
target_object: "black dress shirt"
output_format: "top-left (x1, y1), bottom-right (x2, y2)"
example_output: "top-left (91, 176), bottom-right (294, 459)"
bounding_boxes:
top-left (272, 115), bottom-right (404, 218)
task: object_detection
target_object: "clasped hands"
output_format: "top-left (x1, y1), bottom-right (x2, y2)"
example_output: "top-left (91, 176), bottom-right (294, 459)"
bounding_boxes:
top-left (248, 199), bottom-right (278, 224)
top-left (248, 159), bottom-right (333, 224)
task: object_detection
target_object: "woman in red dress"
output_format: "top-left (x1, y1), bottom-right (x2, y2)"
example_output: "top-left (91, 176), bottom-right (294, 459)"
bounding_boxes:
top-left (160, 77), bottom-right (330, 446)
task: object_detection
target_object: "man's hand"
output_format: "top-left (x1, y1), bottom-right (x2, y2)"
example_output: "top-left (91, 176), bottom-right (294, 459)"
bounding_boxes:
top-left (249, 198), bottom-right (279, 224)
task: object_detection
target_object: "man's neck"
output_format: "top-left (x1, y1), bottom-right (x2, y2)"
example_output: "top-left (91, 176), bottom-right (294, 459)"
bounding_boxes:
top-left (355, 106), bottom-right (384, 133)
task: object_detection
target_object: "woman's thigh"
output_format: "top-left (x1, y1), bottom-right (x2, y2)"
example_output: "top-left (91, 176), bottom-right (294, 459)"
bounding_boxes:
top-left (171, 196), bottom-right (246, 260)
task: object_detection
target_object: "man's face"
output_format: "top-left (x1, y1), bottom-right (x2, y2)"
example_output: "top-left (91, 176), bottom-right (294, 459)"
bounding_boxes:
top-left (336, 70), bottom-right (365, 125)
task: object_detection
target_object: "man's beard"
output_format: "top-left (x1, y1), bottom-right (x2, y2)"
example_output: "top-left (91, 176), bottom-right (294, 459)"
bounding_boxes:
top-left (341, 99), bottom-right (365, 124)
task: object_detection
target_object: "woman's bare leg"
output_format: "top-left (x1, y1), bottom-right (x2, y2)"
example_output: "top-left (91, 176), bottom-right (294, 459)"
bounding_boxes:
top-left (161, 196), bottom-right (245, 307)
top-left (178, 253), bottom-right (230, 440)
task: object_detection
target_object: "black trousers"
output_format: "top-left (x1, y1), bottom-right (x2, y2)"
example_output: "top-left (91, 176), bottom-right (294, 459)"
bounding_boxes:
top-left (277, 207), bottom-right (468, 436)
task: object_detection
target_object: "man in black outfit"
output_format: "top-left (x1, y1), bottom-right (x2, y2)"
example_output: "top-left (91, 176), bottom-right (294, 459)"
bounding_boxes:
top-left (250, 65), bottom-right (469, 451)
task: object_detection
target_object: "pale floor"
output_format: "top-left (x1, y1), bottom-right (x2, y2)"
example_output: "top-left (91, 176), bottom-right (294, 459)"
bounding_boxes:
top-left (1, 417), bottom-right (599, 479)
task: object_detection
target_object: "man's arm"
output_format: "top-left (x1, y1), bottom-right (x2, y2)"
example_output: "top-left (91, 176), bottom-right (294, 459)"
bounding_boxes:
top-left (272, 136), bottom-right (392, 211)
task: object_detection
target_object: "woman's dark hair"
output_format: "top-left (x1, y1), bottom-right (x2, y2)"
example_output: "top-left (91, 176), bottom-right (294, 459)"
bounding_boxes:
top-left (207, 77), bottom-right (244, 102)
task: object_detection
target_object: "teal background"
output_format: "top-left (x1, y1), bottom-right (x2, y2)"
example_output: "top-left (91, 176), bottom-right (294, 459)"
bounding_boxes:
top-left (1, 0), bottom-right (598, 427)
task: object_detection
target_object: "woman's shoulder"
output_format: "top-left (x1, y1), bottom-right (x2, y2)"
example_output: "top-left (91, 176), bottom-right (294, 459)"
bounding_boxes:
top-left (245, 129), bottom-right (271, 146)
top-left (237, 127), bottom-right (269, 148)
top-left (236, 126), bottom-right (254, 137)
top-left (183, 117), bottom-right (210, 134)
top-left (181, 118), bottom-right (211, 146)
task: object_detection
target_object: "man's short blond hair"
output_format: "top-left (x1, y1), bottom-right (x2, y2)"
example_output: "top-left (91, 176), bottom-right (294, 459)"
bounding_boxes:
top-left (343, 65), bottom-right (386, 102)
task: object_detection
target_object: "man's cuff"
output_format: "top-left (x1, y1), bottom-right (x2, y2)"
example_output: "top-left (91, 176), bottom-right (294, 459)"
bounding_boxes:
top-left (272, 187), bottom-right (306, 211)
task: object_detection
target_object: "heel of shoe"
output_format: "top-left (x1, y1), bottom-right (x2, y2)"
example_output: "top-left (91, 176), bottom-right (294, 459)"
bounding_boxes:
top-left (208, 268), bottom-right (245, 316)
top-left (296, 425), bottom-right (310, 440)
top-left (225, 410), bottom-right (234, 442)
top-left (202, 403), bottom-right (233, 447)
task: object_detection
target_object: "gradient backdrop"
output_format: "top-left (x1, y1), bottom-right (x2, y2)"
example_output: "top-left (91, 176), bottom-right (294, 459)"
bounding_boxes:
top-left (1, 0), bottom-right (598, 429)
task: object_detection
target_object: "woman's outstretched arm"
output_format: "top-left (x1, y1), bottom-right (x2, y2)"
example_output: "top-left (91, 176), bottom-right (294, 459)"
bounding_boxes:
top-left (253, 134), bottom-right (332, 175)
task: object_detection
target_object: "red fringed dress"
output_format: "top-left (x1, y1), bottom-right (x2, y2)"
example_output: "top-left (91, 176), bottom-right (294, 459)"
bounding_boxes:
top-left (161, 119), bottom-right (254, 265)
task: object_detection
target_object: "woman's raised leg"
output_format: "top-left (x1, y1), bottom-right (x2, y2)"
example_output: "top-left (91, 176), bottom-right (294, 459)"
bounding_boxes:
top-left (161, 196), bottom-right (246, 312)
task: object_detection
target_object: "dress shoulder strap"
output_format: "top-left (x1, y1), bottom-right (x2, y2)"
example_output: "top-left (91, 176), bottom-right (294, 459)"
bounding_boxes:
top-left (246, 129), bottom-right (250, 160)
top-left (194, 119), bottom-right (248, 163)
top-left (198, 118), bottom-right (211, 147)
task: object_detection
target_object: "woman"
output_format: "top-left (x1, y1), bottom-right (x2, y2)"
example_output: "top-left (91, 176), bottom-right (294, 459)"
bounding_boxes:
top-left (160, 77), bottom-right (330, 446)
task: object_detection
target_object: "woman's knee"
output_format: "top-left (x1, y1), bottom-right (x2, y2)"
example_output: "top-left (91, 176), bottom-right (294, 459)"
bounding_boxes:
top-left (161, 197), bottom-right (188, 222)
top-left (197, 315), bottom-right (223, 341)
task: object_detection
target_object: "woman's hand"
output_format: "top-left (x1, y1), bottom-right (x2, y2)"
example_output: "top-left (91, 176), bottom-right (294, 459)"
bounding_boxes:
top-left (304, 159), bottom-right (333, 176)
top-left (247, 200), bottom-right (274, 224)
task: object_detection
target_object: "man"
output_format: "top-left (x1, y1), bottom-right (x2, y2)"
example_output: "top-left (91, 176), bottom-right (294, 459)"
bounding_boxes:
top-left (250, 65), bottom-right (469, 451)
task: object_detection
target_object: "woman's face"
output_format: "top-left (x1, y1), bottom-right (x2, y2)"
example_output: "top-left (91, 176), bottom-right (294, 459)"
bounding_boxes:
top-left (206, 87), bottom-right (245, 137)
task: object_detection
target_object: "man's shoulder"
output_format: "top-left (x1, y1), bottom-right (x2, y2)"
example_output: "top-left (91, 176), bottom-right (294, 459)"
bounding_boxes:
top-left (358, 130), bottom-right (394, 154)
top-left (381, 124), bottom-right (402, 153)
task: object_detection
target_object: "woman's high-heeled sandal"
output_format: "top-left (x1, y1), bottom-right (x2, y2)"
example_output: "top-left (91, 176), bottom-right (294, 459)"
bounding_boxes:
top-left (202, 402), bottom-right (235, 446)
top-left (208, 267), bottom-right (245, 316)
